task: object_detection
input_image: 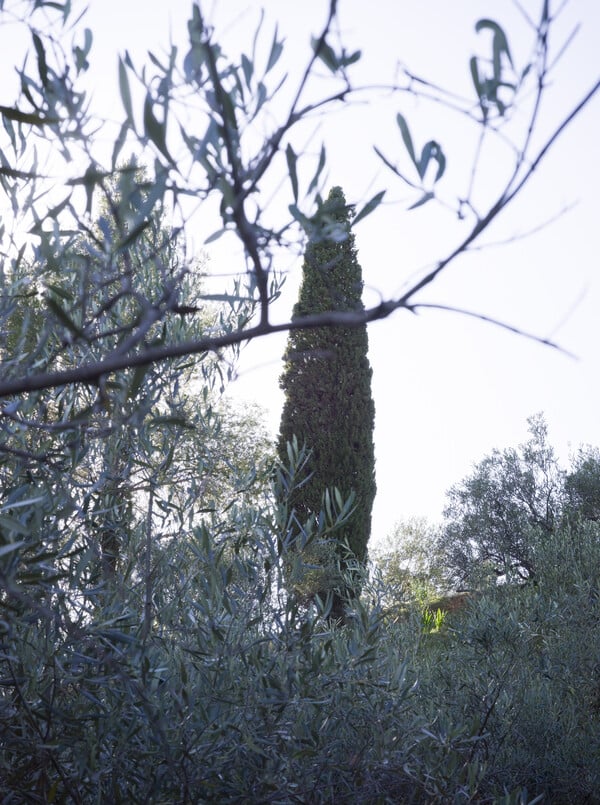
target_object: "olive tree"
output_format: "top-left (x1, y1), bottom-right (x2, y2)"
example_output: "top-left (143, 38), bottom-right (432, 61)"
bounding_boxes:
top-left (439, 413), bottom-right (565, 586)
top-left (564, 445), bottom-right (600, 523)
top-left (373, 516), bottom-right (446, 610)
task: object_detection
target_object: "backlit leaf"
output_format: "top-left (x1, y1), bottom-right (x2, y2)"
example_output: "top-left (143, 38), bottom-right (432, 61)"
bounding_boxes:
top-left (266, 27), bottom-right (284, 72)
top-left (143, 92), bottom-right (173, 163)
top-left (307, 144), bottom-right (326, 195)
top-left (32, 32), bottom-right (49, 88)
top-left (119, 57), bottom-right (134, 126)
top-left (353, 190), bottom-right (385, 226)
top-left (286, 143), bottom-right (299, 203)
top-left (0, 540), bottom-right (24, 557)
top-left (311, 36), bottom-right (338, 73)
top-left (396, 113), bottom-right (417, 166)
top-left (418, 140), bottom-right (446, 183)
top-left (408, 190), bottom-right (434, 210)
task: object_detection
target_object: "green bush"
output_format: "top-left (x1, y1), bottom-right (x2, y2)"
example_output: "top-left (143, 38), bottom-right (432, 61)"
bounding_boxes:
top-left (3, 440), bottom-right (600, 802)
top-left (413, 521), bottom-right (600, 803)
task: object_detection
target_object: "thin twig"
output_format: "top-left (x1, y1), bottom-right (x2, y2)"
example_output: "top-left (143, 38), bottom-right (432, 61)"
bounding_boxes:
top-left (413, 303), bottom-right (576, 358)
top-left (466, 201), bottom-right (578, 250)
top-left (397, 79), bottom-right (600, 306)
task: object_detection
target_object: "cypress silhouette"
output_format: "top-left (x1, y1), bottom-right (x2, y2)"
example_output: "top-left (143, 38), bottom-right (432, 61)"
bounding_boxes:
top-left (278, 186), bottom-right (376, 617)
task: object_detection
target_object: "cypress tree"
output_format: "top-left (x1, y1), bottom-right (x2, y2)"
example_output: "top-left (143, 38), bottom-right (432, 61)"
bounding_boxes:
top-left (277, 186), bottom-right (376, 615)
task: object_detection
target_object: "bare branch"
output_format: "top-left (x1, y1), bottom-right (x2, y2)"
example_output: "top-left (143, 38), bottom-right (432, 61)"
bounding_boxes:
top-left (466, 201), bottom-right (578, 251)
top-left (0, 306), bottom-right (390, 398)
top-left (413, 303), bottom-right (577, 357)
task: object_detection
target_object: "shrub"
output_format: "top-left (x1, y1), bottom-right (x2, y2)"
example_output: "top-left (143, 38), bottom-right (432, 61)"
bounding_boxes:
top-left (414, 521), bottom-right (600, 802)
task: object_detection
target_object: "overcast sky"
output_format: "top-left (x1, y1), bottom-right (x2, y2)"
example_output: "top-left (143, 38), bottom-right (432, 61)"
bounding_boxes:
top-left (3, 1), bottom-right (599, 544)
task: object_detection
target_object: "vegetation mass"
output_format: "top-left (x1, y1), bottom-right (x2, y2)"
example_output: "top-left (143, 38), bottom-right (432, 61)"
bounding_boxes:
top-left (0, 1), bottom-right (598, 801)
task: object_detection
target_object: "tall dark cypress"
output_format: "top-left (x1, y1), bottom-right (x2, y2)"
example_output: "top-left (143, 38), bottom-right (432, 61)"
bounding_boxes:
top-left (277, 186), bottom-right (376, 614)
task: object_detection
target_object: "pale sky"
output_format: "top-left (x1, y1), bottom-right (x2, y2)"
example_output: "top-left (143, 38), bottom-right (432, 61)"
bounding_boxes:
top-left (2, 1), bottom-right (599, 544)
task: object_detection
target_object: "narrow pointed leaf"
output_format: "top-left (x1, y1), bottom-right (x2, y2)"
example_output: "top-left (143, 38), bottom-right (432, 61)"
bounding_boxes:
top-left (266, 27), bottom-right (284, 72)
top-left (307, 144), bottom-right (326, 195)
top-left (241, 53), bottom-right (253, 87)
top-left (143, 93), bottom-right (173, 163)
top-left (340, 49), bottom-right (361, 67)
top-left (408, 190), bottom-right (434, 210)
top-left (470, 56), bottom-right (482, 95)
top-left (433, 147), bottom-right (446, 182)
top-left (285, 143), bottom-right (299, 203)
top-left (419, 141), bottom-right (446, 183)
top-left (45, 296), bottom-right (83, 337)
top-left (0, 540), bottom-right (24, 557)
top-left (353, 190), bottom-right (385, 225)
top-left (204, 227), bottom-right (227, 244)
top-left (111, 120), bottom-right (129, 169)
top-left (396, 113), bottom-right (417, 166)
top-left (470, 57), bottom-right (488, 119)
top-left (32, 32), bottom-right (49, 88)
top-left (118, 57), bottom-right (134, 126)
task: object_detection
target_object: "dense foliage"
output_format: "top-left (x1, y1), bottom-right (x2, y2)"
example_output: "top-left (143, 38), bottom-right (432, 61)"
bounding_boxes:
top-left (565, 445), bottom-right (600, 523)
top-left (439, 414), bottom-right (564, 587)
top-left (372, 516), bottom-right (446, 614)
top-left (437, 414), bottom-right (600, 589)
top-left (0, 1), bottom-right (598, 801)
top-left (277, 187), bottom-right (376, 616)
top-left (4, 444), bottom-right (600, 801)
